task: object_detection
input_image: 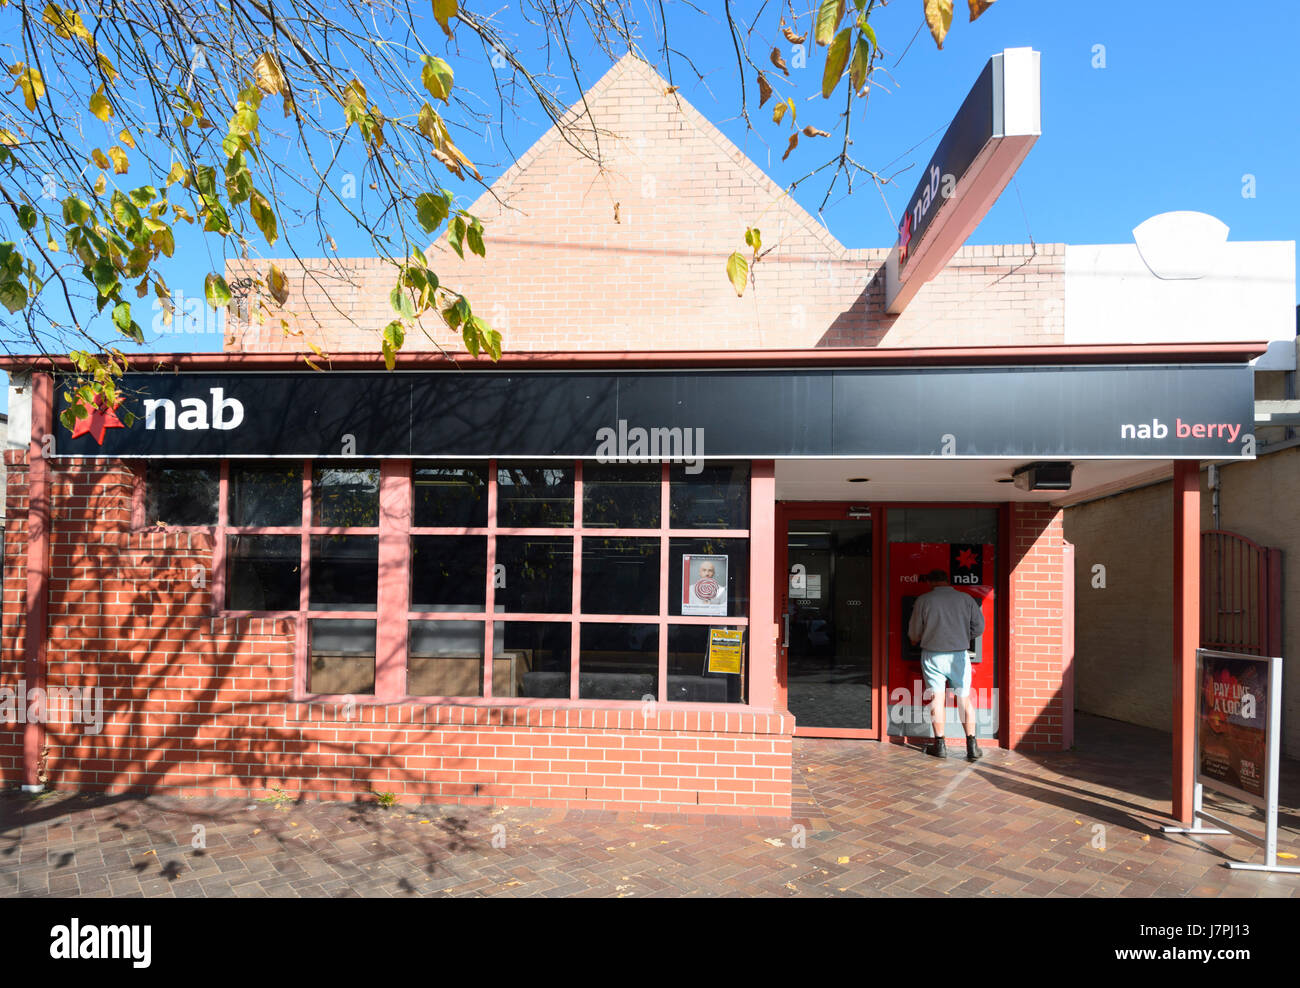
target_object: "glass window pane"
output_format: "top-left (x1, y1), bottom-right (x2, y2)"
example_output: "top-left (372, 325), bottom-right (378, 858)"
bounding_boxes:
top-left (147, 464), bottom-right (218, 527)
top-left (668, 624), bottom-right (746, 703)
top-left (581, 538), bottom-right (660, 615)
top-left (309, 619), bottom-right (375, 695)
top-left (227, 535), bottom-right (299, 610)
top-left (413, 463), bottom-right (488, 527)
top-left (229, 462), bottom-right (301, 527)
top-left (579, 623), bottom-right (658, 700)
top-left (582, 463), bottom-right (660, 529)
top-left (495, 536), bottom-right (572, 613)
top-left (408, 620), bottom-right (484, 697)
top-left (503, 621), bottom-right (571, 699)
top-left (669, 462), bottom-right (749, 529)
top-left (411, 536), bottom-right (486, 611)
top-left (312, 466), bottom-right (379, 527)
top-left (668, 538), bottom-right (749, 617)
top-left (309, 535), bottom-right (378, 610)
top-left (497, 462), bottom-right (573, 528)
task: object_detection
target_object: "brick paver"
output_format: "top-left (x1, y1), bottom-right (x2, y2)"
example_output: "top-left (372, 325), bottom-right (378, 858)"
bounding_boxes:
top-left (2, 714), bottom-right (1296, 897)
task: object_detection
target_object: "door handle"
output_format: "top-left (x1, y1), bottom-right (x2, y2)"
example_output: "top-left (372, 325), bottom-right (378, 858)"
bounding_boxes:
top-left (783, 612), bottom-right (790, 648)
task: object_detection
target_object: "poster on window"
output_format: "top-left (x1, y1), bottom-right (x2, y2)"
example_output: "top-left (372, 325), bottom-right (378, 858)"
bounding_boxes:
top-left (681, 554), bottom-right (728, 615)
top-left (1196, 650), bottom-right (1272, 806)
top-left (706, 628), bottom-right (744, 674)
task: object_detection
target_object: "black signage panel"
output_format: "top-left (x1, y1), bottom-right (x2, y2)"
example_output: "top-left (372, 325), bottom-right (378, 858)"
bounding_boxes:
top-left (896, 60), bottom-right (994, 267)
top-left (54, 363), bottom-right (1256, 460)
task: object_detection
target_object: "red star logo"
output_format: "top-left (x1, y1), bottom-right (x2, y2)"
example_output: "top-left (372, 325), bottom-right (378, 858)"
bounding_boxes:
top-left (957, 548), bottom-right (978, 570)
top-left (69, 394), bottom-right (126, 445)
top-left (898, 211), bottom-right (912, 264)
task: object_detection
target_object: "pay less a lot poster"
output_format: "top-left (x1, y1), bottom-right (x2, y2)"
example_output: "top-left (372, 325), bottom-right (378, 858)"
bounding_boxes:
top-left (1198, 653), bottom-right (1269, 800)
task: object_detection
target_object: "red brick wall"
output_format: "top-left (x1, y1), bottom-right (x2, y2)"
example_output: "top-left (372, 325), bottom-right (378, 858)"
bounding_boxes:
top-left (1009, 502), bottom-right (1068, 751)
top-left (0, 455), bottom-right (792, 814)
top-left (223, 56), bottom-right (1064, 357)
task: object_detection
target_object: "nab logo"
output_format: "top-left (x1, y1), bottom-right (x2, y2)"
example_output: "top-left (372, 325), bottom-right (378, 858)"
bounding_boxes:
top-left (897, 211), bottom-right (913, 265)
top-left (950, 543), bottom-right (982, 585)
top-left (144, 388), bottom-right (244, 431)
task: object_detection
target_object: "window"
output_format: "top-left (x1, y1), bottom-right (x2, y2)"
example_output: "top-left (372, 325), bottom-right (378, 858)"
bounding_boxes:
top-left (145, 463), bottom-right (218, 526)
top-left (191, 458), bottom-right (753, 705)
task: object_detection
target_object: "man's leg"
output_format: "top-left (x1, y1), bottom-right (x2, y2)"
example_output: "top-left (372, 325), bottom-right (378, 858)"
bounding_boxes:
top-left (959, 691), bottom-right (977, 736)
top-left (930, 684), bottom-right (948, 739)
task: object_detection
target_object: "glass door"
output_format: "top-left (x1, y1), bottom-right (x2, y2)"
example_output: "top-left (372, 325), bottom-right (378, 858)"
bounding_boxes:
top-left (778, 504), bottom-right (878, 737)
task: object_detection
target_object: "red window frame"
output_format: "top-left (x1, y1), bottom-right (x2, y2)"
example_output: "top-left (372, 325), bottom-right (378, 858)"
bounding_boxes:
top-left (192, 458), bottom-right (752, 706)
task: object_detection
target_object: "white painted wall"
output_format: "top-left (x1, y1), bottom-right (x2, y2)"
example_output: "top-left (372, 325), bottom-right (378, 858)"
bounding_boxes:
top-left (1065, 212), bottom-right (1296, 370)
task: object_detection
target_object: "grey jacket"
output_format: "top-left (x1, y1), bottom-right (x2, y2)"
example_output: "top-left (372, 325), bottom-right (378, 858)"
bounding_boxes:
top-left (908, 586), bottom-right (985, 652)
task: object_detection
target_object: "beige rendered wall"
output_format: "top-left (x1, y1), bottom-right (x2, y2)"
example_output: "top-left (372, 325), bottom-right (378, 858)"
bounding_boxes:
top-left (1066, 481), bottom-right (1174, 737)
top-left (1066, 447), bottom-right (1300, 759)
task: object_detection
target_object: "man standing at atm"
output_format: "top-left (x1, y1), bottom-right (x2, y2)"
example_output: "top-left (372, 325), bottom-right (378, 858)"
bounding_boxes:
top-left (908, 569), bottom-right (986, 761)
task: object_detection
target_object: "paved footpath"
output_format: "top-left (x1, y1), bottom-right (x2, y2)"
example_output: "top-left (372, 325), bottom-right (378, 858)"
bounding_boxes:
top-left (2, 715), bottom-right (1297, 897)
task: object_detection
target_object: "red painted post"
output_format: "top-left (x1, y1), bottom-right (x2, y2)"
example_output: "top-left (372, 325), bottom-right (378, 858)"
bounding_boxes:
top-left (22, 372), bottom-right (53, 790)
top-left (375, 460), bottom-right (410, 698)
top-left (1172, 460), bottom-right (1200, 823)
top-left (748, 460), bottom-right (775, 710)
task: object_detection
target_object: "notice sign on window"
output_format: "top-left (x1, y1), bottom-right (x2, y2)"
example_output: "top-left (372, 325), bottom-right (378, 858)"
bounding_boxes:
top-left (682, 554), bottom-right (728, 616)
top-left (706, 628), bottom-right (744, 675)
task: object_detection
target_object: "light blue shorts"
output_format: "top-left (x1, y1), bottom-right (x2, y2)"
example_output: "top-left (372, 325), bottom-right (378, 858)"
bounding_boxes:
top-left (920, 649), bottom-right (972, 697)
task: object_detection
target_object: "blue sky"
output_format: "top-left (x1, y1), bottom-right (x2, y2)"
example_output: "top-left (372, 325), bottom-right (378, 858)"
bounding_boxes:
top-left (4, 0), bottom-right (1298, 414)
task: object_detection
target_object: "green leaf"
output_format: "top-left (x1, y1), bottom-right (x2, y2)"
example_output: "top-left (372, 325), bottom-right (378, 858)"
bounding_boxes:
top-left (389, 285), bottom-right (415, 319)
top-left (850, 36), bottom-right (871, 92)
top-left (822, 28), bottom-right (851, 98)
top-left (415, 191), bottom-right (451, 233)
top-left (726, 251), bottom-right (748, 297)
top-left (112, 299), bottom-right (132, 334)
top-left (466, 218), bottom-right (485, 258)
top-left (62, 196), bottom-right (92, 226)
top-left (17, 204), bottom-right (36, 231)
top-left (204, 272), bottom-right (232, 307)
top-left (0, 279), bottom-right (27, 313)
top-left (744, 227), bottom-right (761, 252)
top-left (110, 190), bottom-right (141, 230)
top-left (151, 226), bottom-right (175, 257)
top-left (194, 166), bottom-right (217, 197)
top-left (815, 0), bottom-right (845, 46)
top-left (860, 21), bottom-right (878, 50)
top-left (249, 190), bottom-right (277, 245)
top-left (420, 56), bottom-right (454, 102)
top-left (90, 257), bottom-right (117, 296)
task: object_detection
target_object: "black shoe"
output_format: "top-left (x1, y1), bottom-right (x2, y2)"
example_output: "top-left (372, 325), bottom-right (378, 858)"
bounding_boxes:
top-left (966, 736), bottom-right (983, 762)
top-left (924, 738), bottom-right (948, 759)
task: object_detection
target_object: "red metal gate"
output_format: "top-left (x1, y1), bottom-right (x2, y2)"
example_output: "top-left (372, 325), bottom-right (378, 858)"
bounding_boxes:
top-left (1200, 530), bottom-right (1283, 655)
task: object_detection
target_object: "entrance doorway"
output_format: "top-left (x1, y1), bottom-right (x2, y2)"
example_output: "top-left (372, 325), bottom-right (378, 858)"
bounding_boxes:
top-left (777, 503), bottom-right (881, 738)
top-left (777, 502), bottom-right (1006, 743)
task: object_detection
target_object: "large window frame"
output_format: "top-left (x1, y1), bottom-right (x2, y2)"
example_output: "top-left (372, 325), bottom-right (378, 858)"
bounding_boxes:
top-left (198, 458), bottom-right (752, 706)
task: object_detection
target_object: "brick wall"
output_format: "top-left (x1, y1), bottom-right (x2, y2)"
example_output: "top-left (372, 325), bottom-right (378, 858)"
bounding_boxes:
top-left (224, 55), bottom-right (1065, 357)
top-left (0, 454), bottom-right (792, 813)
top-left (1009, 502), bottom-right (1067, 750)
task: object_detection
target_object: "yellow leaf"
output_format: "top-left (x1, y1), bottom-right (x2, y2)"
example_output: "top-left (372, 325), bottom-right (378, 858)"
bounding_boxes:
top-left (725, 251), bottom-right (748, 297)
top-left (165, 161), bottom-right (186, 186)
top-left (43, 4), bottom-right (93, 45)
top-left (107, 146), bottom-right (128, 174)
top-left (91, 148), bottom-right (110, 169)
top-left (837, 856), bottom-right (850, 864)
top-left (268, 262), bottom-right (289, 306)
top-left (0, 129), bottom-right (20, 145)
top-left (968, 0), bottom-right (995, 20)
top-left (432, 0), bottom-right (457, 37)
top-left (924, 0), bottom-right (954, 49)
top-left (1278, 852), bottom-right (1297, 860)
top-left (12, 65), bottom-right (45, 110)
top-left (815, 0), bottom-right (845, 46)
top-left (93, 173), bottom-right (106, 196)
top-left (88, 85), bottom-right (112, 121)
top-left (822, 28), bottom-right (851, 98)
top-left (96, 53), bottom-right (117, 84)
top-left (118, 128), bottom-right (135, 149)
top-left (253, 52), bottom-right (286, 95)
top-left (772, 102), bottom-right (787, 126)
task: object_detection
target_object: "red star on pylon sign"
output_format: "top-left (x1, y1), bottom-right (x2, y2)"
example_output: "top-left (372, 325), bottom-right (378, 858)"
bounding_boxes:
top-left (69, 394), bottom-right (126, 445)
top-left (957, 548), bottom-right (978, 570)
